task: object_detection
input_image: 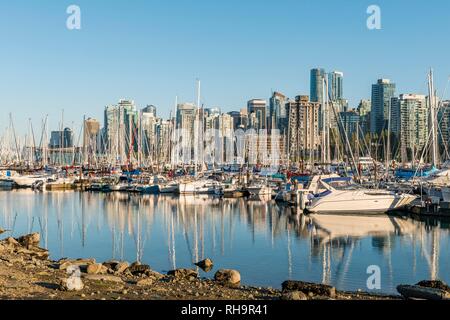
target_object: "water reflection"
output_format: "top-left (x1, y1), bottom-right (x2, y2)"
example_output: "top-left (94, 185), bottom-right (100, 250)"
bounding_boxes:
top-left (0, 190), bottom-right (448, 294)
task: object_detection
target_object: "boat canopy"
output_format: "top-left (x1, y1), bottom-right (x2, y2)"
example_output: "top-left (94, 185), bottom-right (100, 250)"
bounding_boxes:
top-left (291, 175), bottom-right (311, 183)
top-left (394, 166), bottom-right (437, 180)
top-left (321, 177), bottom-right (352, 184)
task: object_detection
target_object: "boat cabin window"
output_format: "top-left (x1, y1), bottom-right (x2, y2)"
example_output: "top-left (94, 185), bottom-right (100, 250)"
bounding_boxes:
top-left (323, 178), bottom-right (360, 190)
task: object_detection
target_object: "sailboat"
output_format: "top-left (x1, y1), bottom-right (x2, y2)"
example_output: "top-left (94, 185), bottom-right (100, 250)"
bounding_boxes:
top-left (413, 70), bottom-right (450, 200)
top-left (177, 80), bottom-right (223, 195)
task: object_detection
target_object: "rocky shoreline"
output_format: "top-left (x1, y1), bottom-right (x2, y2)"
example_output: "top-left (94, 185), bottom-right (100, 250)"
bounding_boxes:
top-left (0, 232), bottom-right (447, 300)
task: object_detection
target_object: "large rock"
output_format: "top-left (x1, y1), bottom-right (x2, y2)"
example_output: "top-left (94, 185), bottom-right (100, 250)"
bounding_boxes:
top-left (146, 270), bottom-right (164, 280)
top-left (397, 281), bottom-right (450, 300)
top-left (136, 278), bottom-right (155, 287)
top-left (195, 258), bottom-right (214, 271)
top-left (15, 246), bottom-right (49, 260)
top-left (168, 268), bottom-right (198, 280)
top-left (114, 262), bottom-right (130, 274)
top-left (282, 281), bottom-right (336, 298)
top-left (102, 260), bottom-right (120, 270)
top-left (127, 262), bottom-right (152, 276)
top-left (6, 237), bottom-right (19, 246)
top-left (60, 277), bottom-right (84, 291)
top-left (214, 269), bottom-right (241, 286)
top-left (397, 284), bottom-right (450, 300)
top-left (82, 274), bottom-right (123, 283)
top-left (86, 263), bottom-right (108, 275)
top-left (17, 233), bottom-right (40, 248)
top-left (58, 258), bottom-right (96, 271)
top-left (416, 280), bottom-right (450, 292)
top-left (281, 291), bottom-right (308, 301)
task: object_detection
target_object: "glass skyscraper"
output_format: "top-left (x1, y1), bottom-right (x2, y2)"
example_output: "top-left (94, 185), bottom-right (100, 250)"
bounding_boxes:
top-left (269, 91), bottom-right (287, 134)
top-left (310, 68), bottom-right (326, 103)
top-left (328, 71), bottom-right (344, 101)
top-left (247, 99), bottom-right (267, 130)
top-left (370, 79), bottom-right (396, 135)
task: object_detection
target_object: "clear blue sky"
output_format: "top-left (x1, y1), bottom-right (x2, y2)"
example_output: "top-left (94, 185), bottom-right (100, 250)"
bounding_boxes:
top-left (0, 0), bottom-right (449, 134)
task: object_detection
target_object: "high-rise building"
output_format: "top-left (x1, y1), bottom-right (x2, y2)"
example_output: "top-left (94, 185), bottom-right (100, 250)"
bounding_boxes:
top-left (155, 119), bottom-right (172, 164)
top-left (438, 101), bottom-right (450, 152)
top-left (175, 103), bottom-right (197, 163)
top-left (49, 128), bottom-right (73, 149)
top-left (142, 105), bottom-right (157, 117)
top-left (83, 118), bottom-right (100, 164)
top-left (287, 95), bottom-right (320, 161)
top-left (390, 94), bottom-right (428, 159)
top-left (339, 110), bottom-right (360, 139)
top-left (269, 91), bottom-right (287, 134)
top-left (103, 99), bottom-right (138, 161)
top-left (141, 107), bottom-right (158, 158)
top-left (227, 111), bottom-right (242, 130)
top-left (370, 79), bottom-right (396, 135)
top-left (239, 108), bottom-right (249, 129)
top-left (310, 68), bottom-right (326, 103)
top-left (389, 97), bottom-right (400, 135)
top-left (357, 99), bottom-right (371, 135)
top-left (204, 107), bottom-right (221, 118)
top-left (228, 109), bottom-right (249, 130)
top-left (217, 113), bottom-right (234, 164)
top-left (103, 104), bottom-right (119, 155)
top-left (176, 103), bottom-right (196, 131)
top-left (328, 71), bottom-right (344, 101)
top-left (203, 108), bottom-right (219, 133)
top-left (357, 99), bottom-right (371, 116)
top-left (247, 99), bottom-right (267, 130)
top-left (330, 98), bottom-right (348, 127)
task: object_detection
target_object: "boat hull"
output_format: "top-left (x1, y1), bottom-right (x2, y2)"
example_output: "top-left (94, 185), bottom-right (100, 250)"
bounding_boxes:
top-left (246, 186), bottom-right (272, 196)
top-left (160, 185), bottom-right (179, 194)
top-left (178, 181), bottom-right (220, 195)
top-left (0, 180), bottom-right (14, 190)
top-left (139, 185), bottom-right (160, 194)
top-left (307, 191), bottom-right (416, 214)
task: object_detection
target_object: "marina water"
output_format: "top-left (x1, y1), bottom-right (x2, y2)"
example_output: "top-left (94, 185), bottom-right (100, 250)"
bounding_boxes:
top-left (1, 190), bottom-right (449, 295)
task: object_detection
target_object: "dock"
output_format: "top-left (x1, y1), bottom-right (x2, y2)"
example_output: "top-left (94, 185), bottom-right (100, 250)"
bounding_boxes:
top-left (406, 201), bottom-right (450, 218)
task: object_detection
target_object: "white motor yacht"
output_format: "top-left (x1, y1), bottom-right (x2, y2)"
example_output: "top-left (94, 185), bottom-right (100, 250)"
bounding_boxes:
top-left (160, 181), bottom-right (179, 194)
top-left (246, 184), bottom-right (272, 196)
top-left (11, 174), bottom-right (52, 188)
top-left (178, 179), bottom-right (222, 195)
top-left (306, 177), bottom-right (416, 214)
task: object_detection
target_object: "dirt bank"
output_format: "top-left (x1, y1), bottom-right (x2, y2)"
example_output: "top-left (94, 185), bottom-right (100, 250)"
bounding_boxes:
top-left (0, 232), bottom-right (399, 300)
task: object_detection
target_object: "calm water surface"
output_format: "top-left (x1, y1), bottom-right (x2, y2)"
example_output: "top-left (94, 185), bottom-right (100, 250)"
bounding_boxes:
top-left (0, 190), bottom-right (449, 294)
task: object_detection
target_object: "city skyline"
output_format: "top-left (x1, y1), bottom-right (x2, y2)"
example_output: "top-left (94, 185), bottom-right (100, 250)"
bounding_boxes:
top-left (1, 0), bottom-right (450, 133)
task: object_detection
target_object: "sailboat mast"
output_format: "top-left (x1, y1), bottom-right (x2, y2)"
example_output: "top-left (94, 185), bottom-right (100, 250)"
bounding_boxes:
top-left (325, 76), bottom-right (331, 167)
top-left (195, 79), bottom-right (201, 176)
top-left (322, 78), bottom-right (327, 165)
top-left (9, 114), bottom-right (21, 163)
top-left (172, 96), bottom-right (178, 169)
top-left (386, 99), bottom-right (391, 177)
top-left (428, 69), bottom-right (439, 167)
